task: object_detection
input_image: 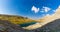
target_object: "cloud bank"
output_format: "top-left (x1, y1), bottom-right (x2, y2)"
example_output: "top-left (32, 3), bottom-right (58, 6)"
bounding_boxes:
top-left (31, 6), bottom-right (39, 13)
top-left (31, 6), bottom-right (51, 13)
top-left (42, 7), bottom-right (51, 12)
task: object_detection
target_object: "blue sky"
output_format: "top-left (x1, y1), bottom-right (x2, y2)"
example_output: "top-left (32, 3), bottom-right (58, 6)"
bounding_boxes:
top-left (0, 0), bottom-right (60, 19)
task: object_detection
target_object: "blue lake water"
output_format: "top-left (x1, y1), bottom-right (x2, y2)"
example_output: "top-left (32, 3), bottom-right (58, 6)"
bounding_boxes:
top-left (20, 22), bottom-right (37, 27)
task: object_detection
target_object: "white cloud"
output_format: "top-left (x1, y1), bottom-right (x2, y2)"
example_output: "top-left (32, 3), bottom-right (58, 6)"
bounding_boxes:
top-left (40, 11), bottom-right (44, 12)
top-left (31, 6), bottom-right (39, 13)
top-left (58, 5), bottom-right (60, 8)
top-left (42, 7), bottom-right (51, 12)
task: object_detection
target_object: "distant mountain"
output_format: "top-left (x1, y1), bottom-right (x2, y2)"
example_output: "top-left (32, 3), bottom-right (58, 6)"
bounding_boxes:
top-left (0, 14), bottom-right (36, 24)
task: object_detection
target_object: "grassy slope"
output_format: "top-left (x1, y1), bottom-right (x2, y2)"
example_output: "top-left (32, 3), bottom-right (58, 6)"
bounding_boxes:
top-left (0, 14), bottom-right (36, 24)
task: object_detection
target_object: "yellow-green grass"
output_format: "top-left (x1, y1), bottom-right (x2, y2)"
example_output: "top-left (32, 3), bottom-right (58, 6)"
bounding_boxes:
top-left (0, 14), bottom-right (36, 24)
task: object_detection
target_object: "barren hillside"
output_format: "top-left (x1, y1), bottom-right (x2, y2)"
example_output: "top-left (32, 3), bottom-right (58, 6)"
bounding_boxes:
top-left (37, 6), bottom-right (60, 28)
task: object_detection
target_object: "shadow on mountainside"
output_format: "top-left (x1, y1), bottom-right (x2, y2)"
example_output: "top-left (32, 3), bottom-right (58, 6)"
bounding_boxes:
top-left (0, 20), bottom-right (26, 32)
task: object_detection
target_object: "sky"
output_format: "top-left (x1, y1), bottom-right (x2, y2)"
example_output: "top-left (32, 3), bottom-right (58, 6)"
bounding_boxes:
top-left (0, 0), bottom-right (60, 19)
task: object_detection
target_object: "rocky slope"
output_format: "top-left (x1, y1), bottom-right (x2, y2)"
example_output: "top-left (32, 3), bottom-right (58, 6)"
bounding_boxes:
top-left (29, 19), bottom-right (60, 32)
top-left (0, 20), bottom-right (25, 32)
